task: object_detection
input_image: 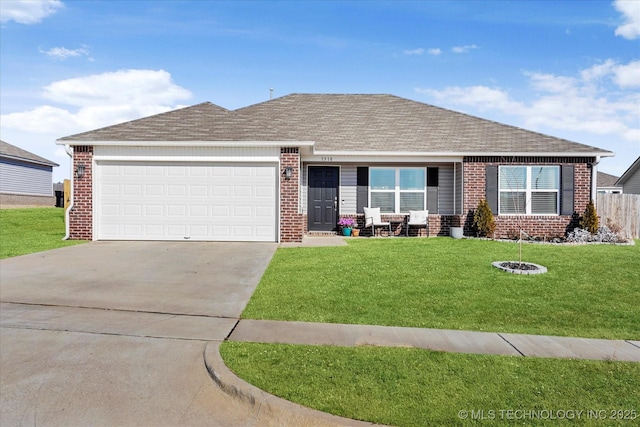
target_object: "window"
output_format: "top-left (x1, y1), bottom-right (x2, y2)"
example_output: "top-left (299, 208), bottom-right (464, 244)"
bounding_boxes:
top-left (499, 166), bottom-right (559, 215)
top-left (370, 167), bottom-right (426, 213)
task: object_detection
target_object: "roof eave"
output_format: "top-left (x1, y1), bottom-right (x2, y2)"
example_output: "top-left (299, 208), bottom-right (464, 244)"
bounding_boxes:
top-left (313, 150), bottom-right (615, 157)
top-left (0, 153), bottom-right (59, 167)
top-left (55, 139), bottom-right (316, 148)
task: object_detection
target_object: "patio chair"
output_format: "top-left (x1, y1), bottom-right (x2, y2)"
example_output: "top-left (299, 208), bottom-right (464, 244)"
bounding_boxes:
top-left (363, 207), bottom-right (392, 237)
top-left (405, 210), bottom-right (429, 237)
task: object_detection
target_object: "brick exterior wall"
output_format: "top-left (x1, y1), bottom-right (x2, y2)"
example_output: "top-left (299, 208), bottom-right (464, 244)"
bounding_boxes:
top-left (280, 148), bottom-right (304, 242)
top-left (335, 214), bottom-right (463, 237)
top-left (0, 193), bottom-right (56, 207)
top-left (463, 157), bottom-right (593, 238)
top-left (68, 146), bottom-right (93, 240)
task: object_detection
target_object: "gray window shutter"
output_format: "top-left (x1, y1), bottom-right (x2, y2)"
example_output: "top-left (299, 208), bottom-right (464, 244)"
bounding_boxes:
top-left (356, 167), bottom-right (368, 214)
top-left (427, 187), bottom-right (439, 214)
top-left (561, 165), bottom-right (574, 215)
top-left (485, 165), bottom-right (498, 214)
top-left (426, 167), bottom-right (439, 213)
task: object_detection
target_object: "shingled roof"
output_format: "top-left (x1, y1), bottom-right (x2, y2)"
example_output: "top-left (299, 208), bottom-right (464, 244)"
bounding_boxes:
top-left (59, 94), bottom-right (612, 155)
top-left (0, 140), bottom-right (58, 167)
top-left (597, 171), bottom-right (621, 188)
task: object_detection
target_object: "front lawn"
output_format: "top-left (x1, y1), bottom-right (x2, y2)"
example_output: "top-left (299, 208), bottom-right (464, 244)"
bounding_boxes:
top-left (221, 342), bottom-right (640, 427)
top-left (0, 208), bottom-right (86, 259)
top-left (242, 238), bottom-right (639, 339)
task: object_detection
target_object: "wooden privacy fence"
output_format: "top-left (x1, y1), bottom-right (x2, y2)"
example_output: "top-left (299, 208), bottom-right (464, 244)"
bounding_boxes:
top-left (596, 193), bottom-right (640, 239)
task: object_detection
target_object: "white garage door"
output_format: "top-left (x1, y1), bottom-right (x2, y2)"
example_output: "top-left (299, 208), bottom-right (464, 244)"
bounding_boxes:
top-left (96, 162), bottom-right (277, 241)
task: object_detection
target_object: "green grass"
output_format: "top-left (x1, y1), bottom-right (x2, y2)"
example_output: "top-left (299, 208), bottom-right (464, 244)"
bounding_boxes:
top-left (0, 208), bottom-right (86, 258)
top-left (221, 342), bottom-right (640, 427)
top-left (242, 238), bottom-right (640, 340)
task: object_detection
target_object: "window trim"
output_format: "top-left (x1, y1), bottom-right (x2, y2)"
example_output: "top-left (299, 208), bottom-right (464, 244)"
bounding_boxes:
top-left (498, 165), bottom-right (560, 215)
top-left (369, 167), bottom-right (426, 214)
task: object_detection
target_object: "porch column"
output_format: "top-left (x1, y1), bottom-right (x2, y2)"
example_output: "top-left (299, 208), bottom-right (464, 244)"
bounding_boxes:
top-left (280, 147), bottom-right (303, 242)
top-left (69, 146), bottom-right (94, 240)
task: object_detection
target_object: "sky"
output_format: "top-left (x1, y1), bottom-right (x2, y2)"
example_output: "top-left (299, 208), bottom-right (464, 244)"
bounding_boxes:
top-left (1, 0), bottom-right (639, 183)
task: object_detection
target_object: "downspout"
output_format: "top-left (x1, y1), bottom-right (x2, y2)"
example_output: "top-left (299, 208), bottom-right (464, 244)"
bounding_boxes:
top-left (62, 144), bottom-right (74, 240)
top-left (591, 155), bottom-right (600, 202)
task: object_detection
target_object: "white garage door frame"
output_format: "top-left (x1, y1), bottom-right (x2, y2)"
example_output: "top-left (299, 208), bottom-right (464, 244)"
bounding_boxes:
top-left (92, 146), bottom-right (281, 242)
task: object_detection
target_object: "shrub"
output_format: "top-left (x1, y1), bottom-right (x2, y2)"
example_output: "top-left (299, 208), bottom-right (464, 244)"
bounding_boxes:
top-left (473, 199), bottom-right (496, 238)
top-left (580, 200), bottom-right (599, 234)
top-left (605, 218), bottom-right (622, 235)
top-left (566, 226), bottom-right (626, 243)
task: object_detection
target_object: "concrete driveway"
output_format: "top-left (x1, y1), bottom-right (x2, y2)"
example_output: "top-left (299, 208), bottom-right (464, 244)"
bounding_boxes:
top-left (0, 241), bottom-right (277, 426)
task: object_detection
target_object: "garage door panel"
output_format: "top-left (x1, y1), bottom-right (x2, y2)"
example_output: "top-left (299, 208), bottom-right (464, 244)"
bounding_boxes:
top-left (189, 185), bottom-right (208, 197)
top-left (123, 205), bottom-right (142, 216)
top-left (168, 185), bottom-right (186, 196)
top-left (123, 165), bottom-right (142, 176)
top-left (145, 184), bottom-right (164, 196)
top-left (145, 224), bottom-right (164, 237)
top-left (145, 205), bottom-right (163, 216)
top-left (97, 162), bottom-right (277, 242)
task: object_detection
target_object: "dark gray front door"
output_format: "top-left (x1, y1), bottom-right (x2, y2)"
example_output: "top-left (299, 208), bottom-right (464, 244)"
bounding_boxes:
top-left (308, 166), bottom-right (339, 232)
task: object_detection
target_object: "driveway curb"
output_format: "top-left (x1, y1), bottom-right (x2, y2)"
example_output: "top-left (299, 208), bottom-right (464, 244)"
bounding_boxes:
top-left (203, 341), bottom-right (385, 427)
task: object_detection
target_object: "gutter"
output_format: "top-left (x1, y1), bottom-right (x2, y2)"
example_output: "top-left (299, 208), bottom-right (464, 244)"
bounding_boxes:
top-left (591, 155), bottom-right (600, 202)
top-left (62, 144), bottom-right (73, 240)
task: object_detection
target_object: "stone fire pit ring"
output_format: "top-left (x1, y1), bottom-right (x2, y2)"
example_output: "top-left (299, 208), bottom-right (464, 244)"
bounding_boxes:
top-left (492, 261), bottom-right (547, 275)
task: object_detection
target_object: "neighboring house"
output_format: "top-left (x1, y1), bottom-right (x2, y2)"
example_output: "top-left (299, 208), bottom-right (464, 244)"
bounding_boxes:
top-left (0, 140), bottom-right (59, 207)
top-left (615, 156), bottom-right (640, 194)
top-left (596, 171), bottom-right (622, 194)
top-left (56, 94), bottom-right (613, 242)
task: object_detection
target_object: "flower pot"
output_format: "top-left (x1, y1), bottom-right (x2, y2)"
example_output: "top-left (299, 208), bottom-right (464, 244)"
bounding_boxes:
top-left (352, 228), bottom-right (360, 237)
top-left (343, 228), bottom-right (352, 236)
top-left (450, 226), bottom-right (464, 239)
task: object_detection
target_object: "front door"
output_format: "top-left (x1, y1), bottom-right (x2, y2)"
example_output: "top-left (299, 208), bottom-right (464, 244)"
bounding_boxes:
top-left (308, 166), bottom-right (339, 232)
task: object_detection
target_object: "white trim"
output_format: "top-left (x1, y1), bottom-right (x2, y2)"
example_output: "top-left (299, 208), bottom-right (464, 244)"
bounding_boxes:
top-left (304, 154), bottom-right (463, 163)
top-left (56, 139), bottom-right (315, 148)
top-left (369, 166), bottom-right (427, 214)
top-left (312, 150), bottom-right (614, 157)
top-left (498, 165), bottom-right (560, 215)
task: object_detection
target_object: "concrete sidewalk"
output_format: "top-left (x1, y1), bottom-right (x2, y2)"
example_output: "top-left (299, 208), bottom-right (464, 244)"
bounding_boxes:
top-left (228, 319), bottom-right (640, 362)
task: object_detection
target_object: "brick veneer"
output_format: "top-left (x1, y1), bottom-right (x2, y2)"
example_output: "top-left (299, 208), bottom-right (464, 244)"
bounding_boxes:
top-left (280, 148), bottom-right (304, 242)
top-left (463, 157), bottom-right (593, 238)
top-left (69, 146), bottom-right (93, 240)
top-left (336, 214), bottom-right (464, 237)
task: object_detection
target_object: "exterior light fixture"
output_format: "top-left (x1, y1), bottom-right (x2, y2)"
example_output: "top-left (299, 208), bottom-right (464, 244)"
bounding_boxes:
top-left (76, 163), bottom-right (85, 178)
top-left (284, 166), bottom-right (293, 180)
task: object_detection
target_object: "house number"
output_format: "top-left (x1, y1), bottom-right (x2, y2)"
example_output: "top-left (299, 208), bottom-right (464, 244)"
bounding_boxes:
top-left (321, 156), bottom-right (333, 162)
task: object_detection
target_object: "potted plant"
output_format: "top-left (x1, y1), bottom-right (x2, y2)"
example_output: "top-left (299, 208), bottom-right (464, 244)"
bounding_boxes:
top-left (338, 217), bottom-right (356, 236)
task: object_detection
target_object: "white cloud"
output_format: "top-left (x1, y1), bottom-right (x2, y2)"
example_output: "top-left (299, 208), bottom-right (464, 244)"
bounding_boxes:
top-left (612, 60), bottom-right (640, 88)
top-left (0, 0), bottom-right (63, 24)
top-left (40, 46), bottom-right (91, 60)
top-left (1, 69), bottom-right (192, 134)
top-left (403, 47), bottom-right (442, 56)
top-left (614, 0), bottom-right (640, 40)
top-left (418, 86), bottom-right (526, 115)
top-left (416, 59), bottom-right (640, 144)
top-left (451, 44), bottom-right (478, 53)
top-left (404, 48), bottom-right (425, 55)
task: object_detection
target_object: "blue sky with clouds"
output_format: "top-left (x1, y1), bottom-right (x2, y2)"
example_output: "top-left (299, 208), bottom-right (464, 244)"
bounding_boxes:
top-left (1, 0), bottom-right (638, 182)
